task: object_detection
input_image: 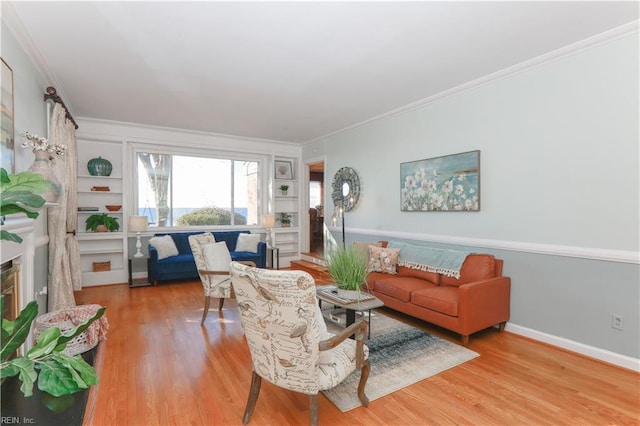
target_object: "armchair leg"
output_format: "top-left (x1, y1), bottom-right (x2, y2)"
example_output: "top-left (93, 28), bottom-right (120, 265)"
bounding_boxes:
top-left (218, 297), bottom-right (225, 311)
top-left (498, 322), bottom-right (506, 332)
top-left (357, 359), bottom-right (370, 407)
top-left (243, 372), bottom-right (262, 425)
top-left (461, 335), bottom-right (470, 346)
top-left (201, 296), bottom-right (211, 325)
top-left (309, 394), bottom-right (319, 426)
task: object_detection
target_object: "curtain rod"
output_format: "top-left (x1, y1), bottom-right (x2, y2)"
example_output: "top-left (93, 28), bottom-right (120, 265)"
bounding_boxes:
top-left (43, 86), bottom-right (78, 129)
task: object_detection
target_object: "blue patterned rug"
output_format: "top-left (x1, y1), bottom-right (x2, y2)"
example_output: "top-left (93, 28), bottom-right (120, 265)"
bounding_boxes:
top-left (323, 310), bottom-right (479, 412)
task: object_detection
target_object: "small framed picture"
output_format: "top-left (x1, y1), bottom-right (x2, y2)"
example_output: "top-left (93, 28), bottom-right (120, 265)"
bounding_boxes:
top-left (275, 160), bottom-right (293, 180)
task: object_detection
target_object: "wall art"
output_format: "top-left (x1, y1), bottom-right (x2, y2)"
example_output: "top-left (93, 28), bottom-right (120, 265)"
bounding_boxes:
top-left (274, 160), bottom-right (293, 180)
top-left (401, 150), bottom-right (480, 212)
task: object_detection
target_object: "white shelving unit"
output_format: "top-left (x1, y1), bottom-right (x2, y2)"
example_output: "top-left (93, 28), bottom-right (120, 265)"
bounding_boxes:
top-left (273, 156), bottom-right (301, 264)
top-left (76, 138), bottom-right (127, 286)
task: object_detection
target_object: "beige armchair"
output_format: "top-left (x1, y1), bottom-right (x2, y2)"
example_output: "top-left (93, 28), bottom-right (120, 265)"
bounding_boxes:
top-left (188, 233), bottom-right (234, 324)
top-left (229, 261), bottom-right (370, 426)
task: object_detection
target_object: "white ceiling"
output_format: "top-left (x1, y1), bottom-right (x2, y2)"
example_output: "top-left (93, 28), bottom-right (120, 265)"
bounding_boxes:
top-left (6, 1), bottom-right (639, 143)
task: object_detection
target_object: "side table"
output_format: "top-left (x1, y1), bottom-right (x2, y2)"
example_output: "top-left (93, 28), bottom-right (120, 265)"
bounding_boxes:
top-left (128, 256), bottom-right (151, 287)
top-left (267, 247), bottom-right (280, 270)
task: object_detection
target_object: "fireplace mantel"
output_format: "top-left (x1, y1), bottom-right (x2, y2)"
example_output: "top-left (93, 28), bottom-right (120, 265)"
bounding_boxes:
top-left (1, 215), bottom-right (47, 320)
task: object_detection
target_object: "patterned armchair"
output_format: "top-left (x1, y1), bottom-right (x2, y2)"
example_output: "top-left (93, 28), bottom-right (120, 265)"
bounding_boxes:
top-left (229, 261), bottom-right (370, 426)
top-left (189, 233), bottom-right (234, 324)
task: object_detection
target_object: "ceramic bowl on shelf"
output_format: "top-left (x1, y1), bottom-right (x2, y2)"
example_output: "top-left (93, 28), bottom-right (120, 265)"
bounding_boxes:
top-left (105, 205), bottom-right (122, 212)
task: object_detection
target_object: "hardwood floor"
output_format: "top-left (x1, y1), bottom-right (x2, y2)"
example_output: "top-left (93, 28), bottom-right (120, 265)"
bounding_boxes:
top-left (76, 280), bottom-right (639, 426)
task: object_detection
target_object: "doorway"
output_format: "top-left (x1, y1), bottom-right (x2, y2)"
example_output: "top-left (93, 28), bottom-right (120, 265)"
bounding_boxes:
top-left (308, 161), bottom-right (324, 257)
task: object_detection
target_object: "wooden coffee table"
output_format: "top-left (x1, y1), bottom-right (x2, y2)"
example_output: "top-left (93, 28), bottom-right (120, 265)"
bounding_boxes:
top-left (316, 285), bottom-right (384, 338)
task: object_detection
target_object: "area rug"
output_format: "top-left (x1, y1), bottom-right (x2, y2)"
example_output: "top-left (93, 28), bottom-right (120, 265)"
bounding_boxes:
top-left (322, 309), bottom-right (479, 412)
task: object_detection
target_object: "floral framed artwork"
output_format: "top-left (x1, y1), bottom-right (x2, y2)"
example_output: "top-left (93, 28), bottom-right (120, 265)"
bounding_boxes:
top-left (1, 58), bottom-right (15, 173)
top-left (401, 150), bottom-right (480, 212)
top-left (275, 160), bottom-right (293, 179)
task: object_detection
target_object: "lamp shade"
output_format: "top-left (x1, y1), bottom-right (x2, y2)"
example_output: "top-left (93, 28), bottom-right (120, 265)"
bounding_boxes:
top-left (129, 215), bottom-right (148, 232)
top-left (262, 214), bottom-right (275, 228)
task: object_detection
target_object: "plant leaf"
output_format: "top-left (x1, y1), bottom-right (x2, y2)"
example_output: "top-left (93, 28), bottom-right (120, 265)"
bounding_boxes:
top-left (57, 306), bottom-right (105, 346)
top-left (1, 300), bottom-right (38, 361)
top-left (50, 352), bottom-right (97, 386)
top-left (1, 171), bottom-right (51, 194)
top-left (27, 326), bottom-right (62, 359)
top-left (1, 356), bottom-right (38, 397)
top-left (38, 358), bottom-right (86, 397)
top-left (0, 230), bottom-right (23, 243)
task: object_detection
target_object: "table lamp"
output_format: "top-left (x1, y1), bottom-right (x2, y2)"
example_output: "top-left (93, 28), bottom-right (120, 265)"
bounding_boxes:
top-left (263, 214), bottom-right (275, 248)
top-left (129, 215), bottom-right (148, 258)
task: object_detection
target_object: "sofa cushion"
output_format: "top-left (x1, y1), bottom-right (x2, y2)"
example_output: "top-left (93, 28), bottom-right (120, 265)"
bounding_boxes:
top-left (396, 266), bottom-right (441, 285)
top-left (353, 241), bottom-right (383, 261)
top-left (441, 254), bottom-right (496, 287)
top-left (374, 276), bottom-right (437, 303)
top-left (236, 233), bottom-right (260, 253)
top-left (369, 246), bottom-right (400, 274)
top-left (149, 235), bottom-right (179, 260)
top-left (213, 231), bottom-right (246, 252)
top-left (365, 271), bottom-right (390, 292)
top-left (411, 286), bottom-right (459, 317)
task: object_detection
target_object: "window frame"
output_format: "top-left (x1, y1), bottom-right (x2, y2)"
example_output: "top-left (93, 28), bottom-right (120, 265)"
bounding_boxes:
top-left (130, 142), bottom-right (268, 231)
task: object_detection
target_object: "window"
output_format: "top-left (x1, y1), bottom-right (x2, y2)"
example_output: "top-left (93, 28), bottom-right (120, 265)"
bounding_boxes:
top-left (136, 152), bottom-right (259, 228)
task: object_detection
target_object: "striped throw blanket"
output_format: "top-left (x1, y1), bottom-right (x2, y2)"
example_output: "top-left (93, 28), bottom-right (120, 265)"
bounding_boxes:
top-left (387, 242), bottom-right (470, 279)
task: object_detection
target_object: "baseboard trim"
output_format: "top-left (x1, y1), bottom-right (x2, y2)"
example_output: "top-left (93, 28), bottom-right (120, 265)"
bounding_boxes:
top-left (506, 323), bottom-right (640, 372)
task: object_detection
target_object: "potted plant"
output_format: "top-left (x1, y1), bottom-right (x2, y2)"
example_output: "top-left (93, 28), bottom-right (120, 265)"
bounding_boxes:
top-left (276, 212), bottom-right (292, 227)
top-left (1, 296), bottom-right (105, 398)
top-left (279, 184), bottom-right (289, 196)
top-left (0, 168), bottom-right (51, 243)
top-left (325, 246), bottom-right (369, 299)
top-left (85, 213), bottom-right (120, 232)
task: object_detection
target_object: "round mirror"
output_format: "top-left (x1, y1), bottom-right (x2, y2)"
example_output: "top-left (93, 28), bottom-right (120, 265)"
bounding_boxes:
top-left (332, 167), bottom-right (360, 212)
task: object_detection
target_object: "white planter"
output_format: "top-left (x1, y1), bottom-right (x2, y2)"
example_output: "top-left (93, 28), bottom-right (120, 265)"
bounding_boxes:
top-left (336, 288), bottom-right (362, 300)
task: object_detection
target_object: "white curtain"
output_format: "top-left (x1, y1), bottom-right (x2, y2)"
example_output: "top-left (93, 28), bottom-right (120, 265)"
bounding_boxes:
top-left (48, 103), bottom-right (81, 311)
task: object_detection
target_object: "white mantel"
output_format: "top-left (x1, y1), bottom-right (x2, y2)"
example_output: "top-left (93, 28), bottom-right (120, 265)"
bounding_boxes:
top-left (1, 216), bottom-right (42, 313)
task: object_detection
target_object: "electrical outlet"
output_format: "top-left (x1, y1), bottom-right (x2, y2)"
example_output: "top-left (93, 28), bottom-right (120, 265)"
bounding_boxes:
top-left (611, 314), bottom-right (624, 330)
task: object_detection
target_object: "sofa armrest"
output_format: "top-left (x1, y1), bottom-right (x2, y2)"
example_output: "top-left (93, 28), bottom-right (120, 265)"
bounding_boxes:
top-left (457, 276), bottom-right (511, 333)
top-left (147, 246), bottom-right (159, 280)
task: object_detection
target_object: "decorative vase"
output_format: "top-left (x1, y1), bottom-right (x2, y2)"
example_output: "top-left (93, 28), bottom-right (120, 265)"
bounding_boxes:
top-left (28, 150), bottom-right (62, 203)
top-left (281, 189), bottom-right (288, 196)
top-left (96, 225), bottom-right (108, 232)
top-left (87, 157), bottom-right (112, 176)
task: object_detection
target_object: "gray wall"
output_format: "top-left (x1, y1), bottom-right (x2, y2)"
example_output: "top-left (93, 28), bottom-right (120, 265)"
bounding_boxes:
top-left (304, 32), bottom-right (639, 358)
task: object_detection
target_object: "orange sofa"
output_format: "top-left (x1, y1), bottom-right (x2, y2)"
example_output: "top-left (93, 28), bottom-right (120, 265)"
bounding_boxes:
top-left (366, 253), bottom-right (511, 345)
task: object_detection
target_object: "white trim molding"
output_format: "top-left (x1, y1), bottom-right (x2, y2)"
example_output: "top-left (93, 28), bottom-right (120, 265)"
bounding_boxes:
top-left (331, 226), bottom-right (639, 265)
top-left (506, 323), bottom-right (640, 372)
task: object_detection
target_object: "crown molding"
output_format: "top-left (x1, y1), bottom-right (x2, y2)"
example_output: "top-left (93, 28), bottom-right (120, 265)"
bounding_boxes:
top-left (306, 20), bottom-right (640, 145)
top-left (2, 2), bottom-right (71, 110)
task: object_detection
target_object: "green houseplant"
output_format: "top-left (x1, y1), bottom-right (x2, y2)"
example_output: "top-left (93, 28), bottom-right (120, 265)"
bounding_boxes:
top-left (0, 296), bottom-right (105, 398)
top-left (0, 168), bottom-right (51, 243)
top-left (276, 212), bottom-right (292, 227)
top-left (85, 213), bottom-right (119, 232)
top-left (279, 184), bottom-right (289, 195)
top-left (325, 246), bottom-right (369, 297)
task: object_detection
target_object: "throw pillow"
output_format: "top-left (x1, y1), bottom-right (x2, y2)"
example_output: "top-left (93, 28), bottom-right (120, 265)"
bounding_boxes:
top-left (352, 241), bottom-right (383, 262)
top-left (369, 246), bottom-right (400, 274)
top-left (202, 241), bottom-right (233, 272)
top-left (149, 235), bottom-right (179, 260)
top-left (236, 233), bottom-right (261, 253)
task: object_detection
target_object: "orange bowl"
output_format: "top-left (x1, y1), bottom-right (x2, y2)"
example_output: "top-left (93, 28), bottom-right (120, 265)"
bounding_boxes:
top-left (105, 205), bottom-right (122, 212)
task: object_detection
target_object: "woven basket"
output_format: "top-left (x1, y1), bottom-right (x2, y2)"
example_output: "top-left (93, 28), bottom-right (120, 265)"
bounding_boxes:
top-left (34, 304), bottom-right (107, 356)
top-left (92, 261), bottom-right (110, 272)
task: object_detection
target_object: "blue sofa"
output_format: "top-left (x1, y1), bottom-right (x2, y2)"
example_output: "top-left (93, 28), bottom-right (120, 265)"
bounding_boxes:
top-left (148, 231), bottom-right (266, 285)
